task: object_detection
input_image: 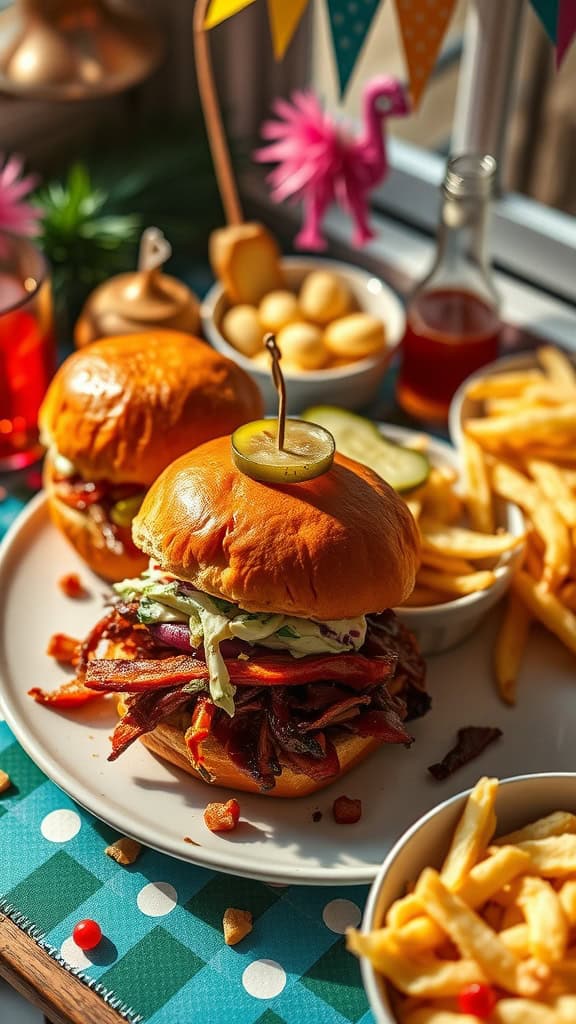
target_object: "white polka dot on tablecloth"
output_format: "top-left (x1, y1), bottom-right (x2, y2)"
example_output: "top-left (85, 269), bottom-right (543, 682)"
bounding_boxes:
top-left (242, 959), bottom-right (287, 999)
top-left (60, 936), bottom-right (92, 970)
top-left (322, 898), bottom-right (362, 933)
top-left (136, 881), bottom-right (178, 917)
top-left (40, 809), bottom-right (81, 842)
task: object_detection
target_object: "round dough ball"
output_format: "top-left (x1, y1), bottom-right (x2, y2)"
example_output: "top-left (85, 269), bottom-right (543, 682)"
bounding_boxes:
top-left (324, 313), bottom-right (386, 360)
top-left (251, 349), bottom-right (305, 375)
top-left (299, 271), bottom-right (351, 325)
top-left (276, 322), bottom-right (329, 371)
top-left (221, 304), bottom-right (264, 357)
top-left (259, 290), bottom-right (300, 332)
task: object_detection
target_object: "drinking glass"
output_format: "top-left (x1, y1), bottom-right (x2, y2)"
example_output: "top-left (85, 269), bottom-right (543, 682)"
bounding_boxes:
top-left (0, 232), bottom-right (56, 470)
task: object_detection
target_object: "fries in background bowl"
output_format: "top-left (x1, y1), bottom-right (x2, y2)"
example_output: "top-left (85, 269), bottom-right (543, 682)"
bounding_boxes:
top-left (348, 774), bottom-right (576, 1024)
top-left (450, 347), bottom-right (576, 705)
top-left (388, 429), bottom-right (525, 656)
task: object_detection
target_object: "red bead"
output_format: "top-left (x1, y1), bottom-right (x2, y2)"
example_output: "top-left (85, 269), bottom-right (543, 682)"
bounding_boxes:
top-left (72, 919), bottom-right (102, 951)
top-left (457, 983), bottom-right (497, 1018)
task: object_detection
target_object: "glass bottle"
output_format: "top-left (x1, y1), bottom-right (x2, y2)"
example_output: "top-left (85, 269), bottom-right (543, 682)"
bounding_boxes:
top-left (397, 153), bottom-right (501, 424)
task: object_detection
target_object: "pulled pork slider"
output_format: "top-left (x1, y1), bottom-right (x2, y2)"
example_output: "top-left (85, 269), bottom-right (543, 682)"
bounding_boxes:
top-left (76, 434), bottom-right (430, 796)
top-left (39, 331), bottom-right (263, 582)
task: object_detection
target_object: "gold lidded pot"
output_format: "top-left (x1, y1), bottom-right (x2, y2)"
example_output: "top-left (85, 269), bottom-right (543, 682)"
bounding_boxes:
top-left (74, 227), bottom-right (201, 347)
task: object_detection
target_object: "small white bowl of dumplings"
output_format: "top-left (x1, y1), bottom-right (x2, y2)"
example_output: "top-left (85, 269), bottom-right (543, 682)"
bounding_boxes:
top-left (201, 256), bottom-right (406, 413)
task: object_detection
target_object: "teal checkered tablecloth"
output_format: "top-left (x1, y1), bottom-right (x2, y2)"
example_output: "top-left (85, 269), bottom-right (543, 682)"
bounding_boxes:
top-left (0, 482), bottom-right (374, 1024)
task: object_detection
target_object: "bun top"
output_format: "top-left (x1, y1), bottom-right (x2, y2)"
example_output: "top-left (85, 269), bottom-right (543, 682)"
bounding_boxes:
top-left (39, 331), bottom-right (263, 485)
top-left (133, 435), bottom-right (420, 619)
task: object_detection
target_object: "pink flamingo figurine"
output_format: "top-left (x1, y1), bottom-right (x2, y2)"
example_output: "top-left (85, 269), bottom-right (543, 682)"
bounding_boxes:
top-left (254, 76), bottom-right (410, 251)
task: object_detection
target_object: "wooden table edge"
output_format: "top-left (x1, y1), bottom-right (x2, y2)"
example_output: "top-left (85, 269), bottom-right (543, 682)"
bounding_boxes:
top-left (0, 914), bottom-right (127, 1024)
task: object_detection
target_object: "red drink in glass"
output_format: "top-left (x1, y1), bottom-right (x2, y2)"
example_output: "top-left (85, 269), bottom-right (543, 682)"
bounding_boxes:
top-left (397, 287), bottom-right (500, 423)
top-left (0, 235), bottom-right (56, 469)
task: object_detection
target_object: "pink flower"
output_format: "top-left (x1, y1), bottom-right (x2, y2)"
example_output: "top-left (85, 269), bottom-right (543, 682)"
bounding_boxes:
top-left (0, 154), bottom-right (41, 237)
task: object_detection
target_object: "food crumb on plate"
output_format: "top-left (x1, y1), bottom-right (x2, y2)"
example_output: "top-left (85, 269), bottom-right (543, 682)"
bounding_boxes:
top-left (332, 796), bottom-right (362, 824)
top-left (58, 572), bottom-right (88, 598)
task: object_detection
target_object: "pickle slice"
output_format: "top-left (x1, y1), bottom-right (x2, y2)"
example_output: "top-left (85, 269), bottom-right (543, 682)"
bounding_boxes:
top-left (110, 493), bottom-right (145, 528)
top-left (231, 418), bottom-right (335, 483)
top-left (301, 406), bottom-right (430, 492)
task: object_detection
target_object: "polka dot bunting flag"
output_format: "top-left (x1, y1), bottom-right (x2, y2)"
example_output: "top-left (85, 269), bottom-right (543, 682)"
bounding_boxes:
top-left (395, 0), bottom-right (458, 109)
top-left (326, 0), bottom-right (382, 96)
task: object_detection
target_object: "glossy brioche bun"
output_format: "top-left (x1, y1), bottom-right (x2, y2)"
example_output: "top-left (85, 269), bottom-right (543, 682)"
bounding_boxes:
top-left (39, 331), bottom-right (263, 486)
top-left (44, 453), bottom-right (148, 582)
top-left (117, 697), bottom-right (381, 797)
top-left (133, 436), bottom-right (420, 620)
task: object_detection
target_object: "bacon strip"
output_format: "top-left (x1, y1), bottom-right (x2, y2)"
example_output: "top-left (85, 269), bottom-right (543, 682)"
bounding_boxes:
top-left (85, 651), bottom-right (395, 691)
top-left (29, 678), bottom-right (102, 708)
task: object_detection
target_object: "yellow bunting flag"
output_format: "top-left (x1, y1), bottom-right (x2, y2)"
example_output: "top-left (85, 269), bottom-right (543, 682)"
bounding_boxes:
top-left (395, 0), bottom-right (457, 108)
top-left (204, 0), bottom-right (257, 30)
top-left (267, 0), bottom-right (311, 60)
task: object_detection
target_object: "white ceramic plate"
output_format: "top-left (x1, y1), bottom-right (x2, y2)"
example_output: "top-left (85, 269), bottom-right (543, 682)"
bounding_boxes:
top-left (0, 434), bottom-right (574, 886)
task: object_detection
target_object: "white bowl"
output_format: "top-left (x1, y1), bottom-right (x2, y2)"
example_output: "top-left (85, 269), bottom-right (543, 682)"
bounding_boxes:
top-left (448, 350), bottom-right (576, 449)
top-left (360, 772), bottom-right (576, 1024)
top-left (200, 257), bottom-right (406, 414)
top-left (384, 425), bottom-right (525, 656)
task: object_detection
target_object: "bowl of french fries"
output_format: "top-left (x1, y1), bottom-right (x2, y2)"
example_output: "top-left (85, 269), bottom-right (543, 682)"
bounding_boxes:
top-left (391, 429), bottom-right (525, 656)
top-left (449, 345), bottom-right (576, 705)
top-left (347, 773), bottom-right (576, 1024)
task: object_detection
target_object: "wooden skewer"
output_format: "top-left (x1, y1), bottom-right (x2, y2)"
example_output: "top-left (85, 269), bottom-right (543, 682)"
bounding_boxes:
top-left (193, 0), bottom-right (243, 226)
top-left (265, 334), bottom-right (286, 452)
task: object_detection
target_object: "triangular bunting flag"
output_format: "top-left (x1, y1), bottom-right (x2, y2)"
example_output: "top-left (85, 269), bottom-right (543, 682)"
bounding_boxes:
top-left (529, 0), bottom-right (559, 42)
top-left (267, 0), bottom-right (311, 60)
top-left (204, 0), bottom-right (257, 30)
top-left (557, 0), bottom-right (576, 66)
top-left (326, 0), bottom-right (382, 96)
top-left (395, 0), bottom-right (457, 109)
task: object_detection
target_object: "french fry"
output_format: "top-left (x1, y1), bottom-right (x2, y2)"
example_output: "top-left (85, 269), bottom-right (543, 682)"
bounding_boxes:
top-left (420, 520), bottom-right (523, 560)
top-left (465, 370), bottom-right (544, 400)
top-left (394, 914), bottom-right (446, 954)
top-left (558, 879), bottom-right (576, 924)
top-left (414, 868), bottom-right (539, 996)
top-left (499, 923), bottom-right (531, 957)
top-left (558, 581), bottom-right (576, 613)
top-left (386, 893), bottom-right (423, 928)
top-left (517, 875), bottom-right (569, 963)
top-left (491, 461), bottom-right (570, 588)
top-left (441, 777), bottom-right (498, 889)
top-left (537, 346), bottom-right (576, 389)
top-left (512, 571), bottom-right (576, 657)
top-left (405, 499), bottom-right (422, 521)
top-left (346, 928), bottom-right (485, 997)
top-left (461, 434), bottom-right (494, 533)
top-left (493, 999), bottom-right (561, 1023)
top-left (514, 834), bottom-right (576, 876)
top-left (493, 592), bottom-right (532, 705)
top-left (527, 459), bottom-right (576, 528)
top-left (416, 568), bottom-right (496, 597)
top-left (419, 550), bottom-right (476, 575)
top-left (420, 467), bottom-right (462, 524)
top-left (555, 995), bottom-right (576, 1022)
top-left (465, 405), bottom-right (576, 446)
top-left (454, 845), bottom-right (532, 907)
top-left (496, 811), bottom-right (576, 846)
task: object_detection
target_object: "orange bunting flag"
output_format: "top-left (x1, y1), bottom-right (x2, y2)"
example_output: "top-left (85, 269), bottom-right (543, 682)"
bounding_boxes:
top-left (204, 0), bottom-right (257, 30)
top-left (395, 0), bottom-right (457, 108)
top-left (267, 0), bottom-right (311, 60)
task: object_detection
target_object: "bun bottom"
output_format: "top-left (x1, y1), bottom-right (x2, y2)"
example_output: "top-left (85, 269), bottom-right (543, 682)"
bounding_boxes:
top-left (44, 456), bottom-right (148, 583)
top-left (118, 698), bottom-right (380, 798)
